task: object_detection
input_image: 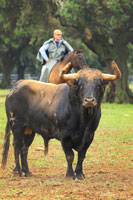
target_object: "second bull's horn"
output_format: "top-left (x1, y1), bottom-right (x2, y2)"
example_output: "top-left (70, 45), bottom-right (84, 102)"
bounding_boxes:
top-left (102, 61), bottom-right (121, 81)
top-left (60, 62), bottom-right (79, 80)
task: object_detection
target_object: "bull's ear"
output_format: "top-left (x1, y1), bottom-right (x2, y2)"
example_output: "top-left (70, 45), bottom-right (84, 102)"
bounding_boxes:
top-left (67, 79), bottom-right (78, 89)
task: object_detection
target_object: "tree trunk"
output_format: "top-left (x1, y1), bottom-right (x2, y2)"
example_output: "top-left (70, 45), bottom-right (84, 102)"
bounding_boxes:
top-left (104, 47), bottom-right (133, 103)
top-left (17, 61), bottom-right (26, 80)
top-left (0, 52), bottom-right (15, 88)
top-left (84, 36), bottom-right (133, 103)
top-left (114, 54), bottom-right (133, 104)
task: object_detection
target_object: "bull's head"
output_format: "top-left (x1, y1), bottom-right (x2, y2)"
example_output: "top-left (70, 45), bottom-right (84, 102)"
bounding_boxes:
top-left (60, 61), bottom-right (121, 108)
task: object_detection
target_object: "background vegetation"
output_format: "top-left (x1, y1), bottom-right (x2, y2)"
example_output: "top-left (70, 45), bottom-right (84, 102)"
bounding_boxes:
top-left (0, 0), bottom-right (133, 103)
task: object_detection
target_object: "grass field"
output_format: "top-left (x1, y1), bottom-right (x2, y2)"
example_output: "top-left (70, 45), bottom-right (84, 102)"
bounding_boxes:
top-left (0, 90), bottom-right (132, 200)
top-left (129, 83), bottom-right (133, 92)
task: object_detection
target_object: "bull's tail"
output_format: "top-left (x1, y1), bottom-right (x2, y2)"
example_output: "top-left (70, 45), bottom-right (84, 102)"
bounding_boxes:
top-left (1, 122), bottom-right (11, 169)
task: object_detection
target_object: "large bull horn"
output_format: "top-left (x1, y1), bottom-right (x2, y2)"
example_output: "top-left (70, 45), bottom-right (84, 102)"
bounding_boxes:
top-left (102, 61), bottom-right (121, 81)
top-left (59, 62), bottom-right (79, 80)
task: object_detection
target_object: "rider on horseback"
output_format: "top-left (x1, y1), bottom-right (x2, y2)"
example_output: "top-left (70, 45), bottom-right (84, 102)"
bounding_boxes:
top-left (36, 29), bottom-right (74, 82)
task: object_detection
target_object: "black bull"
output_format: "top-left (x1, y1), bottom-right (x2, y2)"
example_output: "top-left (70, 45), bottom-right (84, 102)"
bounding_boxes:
top-left (1, 61), bottom-right (121, 179)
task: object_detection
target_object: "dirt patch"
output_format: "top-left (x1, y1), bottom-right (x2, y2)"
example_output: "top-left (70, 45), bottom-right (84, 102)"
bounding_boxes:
top-left (0, 132), bottom-right (132, 200)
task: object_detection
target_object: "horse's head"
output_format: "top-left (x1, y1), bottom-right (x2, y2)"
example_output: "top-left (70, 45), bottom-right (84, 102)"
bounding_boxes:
top-left (71, 49), bottom-right (88, 71)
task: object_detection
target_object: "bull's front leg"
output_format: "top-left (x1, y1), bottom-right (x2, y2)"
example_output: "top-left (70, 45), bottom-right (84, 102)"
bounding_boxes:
top-left (75, 149), bottom-right (87, 180)
top-left (61, 138), bottom-right (75, 178)
top-left (75, 133), bottom-right (94, 180)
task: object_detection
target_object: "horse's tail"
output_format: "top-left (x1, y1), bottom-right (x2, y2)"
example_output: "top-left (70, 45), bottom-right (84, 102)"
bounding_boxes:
top-left (1, 121), bottom-right (11, 169)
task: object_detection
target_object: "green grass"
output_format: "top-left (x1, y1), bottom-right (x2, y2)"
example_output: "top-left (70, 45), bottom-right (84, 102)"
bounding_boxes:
top-left (0, 89), bottom-right (7, 133)
top-left (100, 103), bottom-right (133, 131)
top-left (129, 82), bottom-right (133, 92)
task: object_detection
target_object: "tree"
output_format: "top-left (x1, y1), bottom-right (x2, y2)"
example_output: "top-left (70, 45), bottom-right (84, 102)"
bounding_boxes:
top-left (57, 0), bottom-right (133, 103)
top-left (0, 0), bottom-right (30, 87)
top-left (0, 0), bottom-right (59, 88)
top-left (1, 0), bottom-right (133, 103)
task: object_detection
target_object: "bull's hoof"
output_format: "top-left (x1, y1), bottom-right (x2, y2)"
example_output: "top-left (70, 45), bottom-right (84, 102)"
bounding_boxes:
top-left (76, 173), bottom-right (85, 180)
top-left (24, 171), bottom-right (32, 177)
top-left (65, 175), bottom-right (75, 180)
top-left (13, 167), bottom-right (22, 176)
top-left (66, 171), bottom-right (75, 180)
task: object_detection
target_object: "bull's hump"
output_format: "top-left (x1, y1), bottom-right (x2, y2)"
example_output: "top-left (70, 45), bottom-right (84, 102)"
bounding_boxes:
top-left (7, 80), bottom-right (67, 100)
top-left (18, 79), bottom-right (66, 92)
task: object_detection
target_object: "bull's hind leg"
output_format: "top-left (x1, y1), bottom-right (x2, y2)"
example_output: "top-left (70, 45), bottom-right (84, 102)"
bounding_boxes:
top-left (40, 134), bottom-right (49, 156)
top-left (21, 132), bottom-right (35, 176)
top-left (62, 138), bottom-right (75, 178)
top-left (12, 126), bottom-right (24, 176)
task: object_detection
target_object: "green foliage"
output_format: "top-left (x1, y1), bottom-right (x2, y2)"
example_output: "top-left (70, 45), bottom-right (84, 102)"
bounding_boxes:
top-left (59, 0), bottom-right (133, 36)
top-left (58, 0), bottom-right (133, 103)
top-left (0, 0), bottom-right (58, 87)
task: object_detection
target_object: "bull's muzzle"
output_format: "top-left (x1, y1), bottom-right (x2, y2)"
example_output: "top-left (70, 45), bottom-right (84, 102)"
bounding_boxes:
top-left (83, 97), bottom-right (97, 107)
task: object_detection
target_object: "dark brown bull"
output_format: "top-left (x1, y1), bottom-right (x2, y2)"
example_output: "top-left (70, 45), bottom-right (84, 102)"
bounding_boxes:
top-left (48, 50), bottom-right (87, 84)
top-left (1, 61), bottom-right (121, 179)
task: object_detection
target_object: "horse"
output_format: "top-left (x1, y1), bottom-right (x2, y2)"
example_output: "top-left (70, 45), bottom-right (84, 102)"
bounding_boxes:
top-left (48, 49), bottom-right (88, 84)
